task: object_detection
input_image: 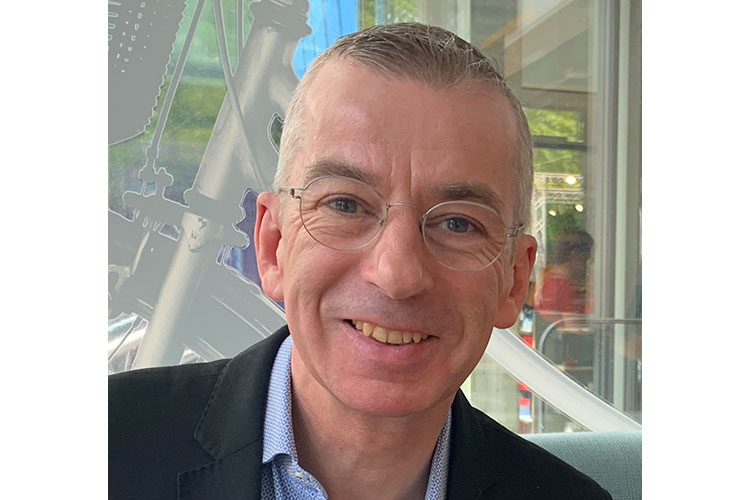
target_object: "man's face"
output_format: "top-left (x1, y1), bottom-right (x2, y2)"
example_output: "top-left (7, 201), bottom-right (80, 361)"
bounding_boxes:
top-left (256, 61), bottom-right (536, 418)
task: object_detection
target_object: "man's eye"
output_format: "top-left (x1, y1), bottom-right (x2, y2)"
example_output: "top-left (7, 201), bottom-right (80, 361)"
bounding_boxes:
top-left (324, 196), bottom-right (359, 213)
top-left (441, 216), bottom-right (476, 234)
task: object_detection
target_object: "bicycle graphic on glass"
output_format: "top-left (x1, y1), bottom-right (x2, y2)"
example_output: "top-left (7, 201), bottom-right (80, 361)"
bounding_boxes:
top-left (108, 0), bottom-right (320, 372)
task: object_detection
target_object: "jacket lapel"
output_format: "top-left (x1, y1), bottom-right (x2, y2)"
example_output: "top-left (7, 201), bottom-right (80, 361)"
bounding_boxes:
top-left (177, 441), bottom-right (264, 500)
top-left (446, 390), bottom-right (504, 500)
top-left (177, 327), bottom-right (290, 500)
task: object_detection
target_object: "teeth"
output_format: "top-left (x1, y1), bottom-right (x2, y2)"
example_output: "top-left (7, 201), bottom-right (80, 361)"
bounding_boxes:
top-left (372, 326), bottom-right (388, 343)
top-left (352, 321), bottom-right (427, 346)
top-left (387, 330), bottom-right (402, 344)
top-left (362, 322), bottom-right (374, 337)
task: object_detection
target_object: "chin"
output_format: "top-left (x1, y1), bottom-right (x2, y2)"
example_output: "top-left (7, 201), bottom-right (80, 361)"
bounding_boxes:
top-left (331, 378), bottom-right (457, 419)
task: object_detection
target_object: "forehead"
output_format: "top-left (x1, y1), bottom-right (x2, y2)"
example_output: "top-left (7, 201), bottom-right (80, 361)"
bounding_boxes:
top-left (291, 61), bottom-right (519, 210)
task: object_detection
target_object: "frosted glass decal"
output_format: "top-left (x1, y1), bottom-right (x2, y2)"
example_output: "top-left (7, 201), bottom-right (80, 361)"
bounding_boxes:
top-left (109, 0), bottom-right (187, 145)
top-left (108, 0), bottom-right (320, 370)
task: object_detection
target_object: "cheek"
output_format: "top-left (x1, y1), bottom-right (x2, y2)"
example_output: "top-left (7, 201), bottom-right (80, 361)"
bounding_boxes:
top-left (444, 275), bottom-right (499, 331)
top-left (282, 237), bottom-right (352, 308)
top-left (452, 267), bottom-right (506, 330)
top-left (464, 295), bottom-right (498, 340)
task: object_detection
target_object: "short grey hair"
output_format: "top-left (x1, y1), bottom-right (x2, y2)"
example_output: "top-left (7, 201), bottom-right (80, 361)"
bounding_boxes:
top-left (275, 22), bottom-right (533, 227)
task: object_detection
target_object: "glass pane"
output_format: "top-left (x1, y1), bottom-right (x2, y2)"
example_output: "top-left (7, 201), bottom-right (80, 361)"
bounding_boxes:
top-left (108, 0), bottom-right (641, 434)
top-left (458, 0), bottom-right (641, 431)
top-left (461, 352), bottom-right (588, 434)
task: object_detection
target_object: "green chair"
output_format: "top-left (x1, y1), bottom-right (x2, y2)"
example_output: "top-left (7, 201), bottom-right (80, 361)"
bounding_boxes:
top-left (524, 432), bottom-right (642, 500)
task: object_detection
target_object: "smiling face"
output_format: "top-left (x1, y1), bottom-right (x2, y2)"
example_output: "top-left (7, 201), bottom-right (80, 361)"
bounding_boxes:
top-left (255, 61), bottom-right (537, 419)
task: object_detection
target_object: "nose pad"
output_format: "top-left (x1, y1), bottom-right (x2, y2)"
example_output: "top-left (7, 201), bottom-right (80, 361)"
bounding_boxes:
top-left (361, 205), bottom-right (433, 300)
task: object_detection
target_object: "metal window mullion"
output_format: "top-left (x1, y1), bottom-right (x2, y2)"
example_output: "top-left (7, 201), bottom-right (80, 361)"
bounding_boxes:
top-left (587, 0), bottom-right (620, 404)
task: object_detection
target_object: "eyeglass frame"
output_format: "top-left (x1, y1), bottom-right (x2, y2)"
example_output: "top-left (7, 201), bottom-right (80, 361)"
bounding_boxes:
top-left (277, 175), bottom-right (524, 272)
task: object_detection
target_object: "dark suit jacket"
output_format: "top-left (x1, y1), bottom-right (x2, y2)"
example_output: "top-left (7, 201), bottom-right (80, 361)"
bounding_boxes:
top-left (110, 326), bottom-right (611, 500)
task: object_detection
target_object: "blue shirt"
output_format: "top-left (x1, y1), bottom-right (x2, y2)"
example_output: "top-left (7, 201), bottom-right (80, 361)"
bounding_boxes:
top-left (260, 336), bottom-right (451, 499)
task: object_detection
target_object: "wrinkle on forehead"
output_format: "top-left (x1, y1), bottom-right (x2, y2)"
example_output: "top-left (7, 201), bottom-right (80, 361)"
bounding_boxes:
top-left (294, 62), bottom-right (520, 217)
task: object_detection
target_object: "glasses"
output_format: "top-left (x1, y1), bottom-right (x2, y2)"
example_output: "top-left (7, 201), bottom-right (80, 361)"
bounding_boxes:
top-left (278, 176), bottom-right (523, 272)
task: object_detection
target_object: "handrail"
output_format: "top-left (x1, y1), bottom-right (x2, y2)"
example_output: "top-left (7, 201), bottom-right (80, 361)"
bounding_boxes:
top-left (538, 316), bottom-right (642, 355)
top-left (485, 328), bottom-right (641, 432)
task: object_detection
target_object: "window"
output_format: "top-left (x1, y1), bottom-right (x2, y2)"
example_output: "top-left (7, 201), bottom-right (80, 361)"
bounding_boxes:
top-left (108, 0), bottom-right (641, 433)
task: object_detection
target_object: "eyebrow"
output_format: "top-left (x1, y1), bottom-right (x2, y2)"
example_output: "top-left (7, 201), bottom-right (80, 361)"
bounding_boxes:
top-left (433, 183), bottom-right (506, 215)
top-left (303, 159), bottom-right (376, 186)
top-left (302, 159), bottom-right (506, 215)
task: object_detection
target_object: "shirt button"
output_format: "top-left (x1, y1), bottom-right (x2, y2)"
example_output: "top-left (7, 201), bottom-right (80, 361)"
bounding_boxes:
top-left (293, 470), bottom-right (307, 481)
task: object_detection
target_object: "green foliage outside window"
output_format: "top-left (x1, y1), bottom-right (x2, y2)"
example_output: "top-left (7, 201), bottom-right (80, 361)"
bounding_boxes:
top-left (358, 0), bottom-right (418, 28)
top-left (525, 107), bottom-right (585, 175)
top-left (524, 107), bottom-right (587, 244)
top-left (525, 107), bottom-right (584, 143)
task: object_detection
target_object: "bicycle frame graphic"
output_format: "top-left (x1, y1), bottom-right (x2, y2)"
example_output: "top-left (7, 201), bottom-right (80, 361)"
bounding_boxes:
top-left (108, 0), bottom-right (309, 369)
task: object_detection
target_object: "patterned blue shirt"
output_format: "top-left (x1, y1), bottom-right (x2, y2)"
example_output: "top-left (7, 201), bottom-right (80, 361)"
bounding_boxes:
top-left (260, 336), bottom-right (451, 499)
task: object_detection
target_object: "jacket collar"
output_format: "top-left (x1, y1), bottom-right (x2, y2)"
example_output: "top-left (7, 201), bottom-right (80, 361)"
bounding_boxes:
top-left (177, 327), bottom-right (290, 500)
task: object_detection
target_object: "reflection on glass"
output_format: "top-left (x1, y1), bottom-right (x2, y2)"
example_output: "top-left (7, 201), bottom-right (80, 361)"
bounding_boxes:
top-left (534, 229), bottom-right (594, 322)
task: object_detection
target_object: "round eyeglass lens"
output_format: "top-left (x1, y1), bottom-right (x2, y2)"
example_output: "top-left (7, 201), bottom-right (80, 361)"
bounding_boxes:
top-left (422, 201), bottom-right (507, 271)
top-left (298, 177), bottom-right (387, 251)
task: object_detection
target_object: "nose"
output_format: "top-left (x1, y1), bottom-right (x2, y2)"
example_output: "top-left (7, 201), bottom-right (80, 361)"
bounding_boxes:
top-left (360, 206), bottom-right (434, 300)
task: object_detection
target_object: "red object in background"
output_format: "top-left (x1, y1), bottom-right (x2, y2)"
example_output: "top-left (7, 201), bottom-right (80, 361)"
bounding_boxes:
top-left (534, 272), bottom-right (592, 324)
top-left (519, 335), bottom-right (534, 392)
top-left (518, 396), bottom-right (532, 426)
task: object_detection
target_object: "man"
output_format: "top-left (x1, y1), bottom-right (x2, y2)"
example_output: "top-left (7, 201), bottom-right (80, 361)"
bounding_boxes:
top-left (110, 23), bottom-right (612, 500)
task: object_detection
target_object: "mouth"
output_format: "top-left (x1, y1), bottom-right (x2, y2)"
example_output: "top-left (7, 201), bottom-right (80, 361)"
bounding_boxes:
top-left (347, 319), bottom-right (429, 346)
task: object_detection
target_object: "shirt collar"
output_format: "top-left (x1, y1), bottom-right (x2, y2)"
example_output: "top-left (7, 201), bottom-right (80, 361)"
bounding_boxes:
top-left (261, 335), bottom-right (452, 497)
top-left (262, 335), bottom-right (296, 463)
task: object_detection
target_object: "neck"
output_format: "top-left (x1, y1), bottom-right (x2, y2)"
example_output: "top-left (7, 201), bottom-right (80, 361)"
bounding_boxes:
top-left (290, 350), bottom-right (452, 500)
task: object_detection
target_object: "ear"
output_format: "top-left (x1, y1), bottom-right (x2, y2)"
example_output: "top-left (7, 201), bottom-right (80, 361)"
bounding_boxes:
top-left (494, 234), bottom-right (538, 328)
top-left (254, 192), bottom-right (285, 301)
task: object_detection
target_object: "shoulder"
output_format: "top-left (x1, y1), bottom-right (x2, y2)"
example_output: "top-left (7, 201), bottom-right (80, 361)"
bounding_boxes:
top-left (109, 360), bottom-right (231, 499)
top-left (481, 413), bottom-right (610, 498)
top-left (109, 359), bottom-right (231, 462)
top-left (109, 327), bottom-right (289, 436)
top-left (109, 358), bottom-right (228, 404)
top-left (109, 359), bottom-right (229, 428)
top-left (450, 393), bottom-right (612, 500)
top-left (109, 326), bottom-right (290, 436)
top-left (109, 328), bottom-right (290, 499)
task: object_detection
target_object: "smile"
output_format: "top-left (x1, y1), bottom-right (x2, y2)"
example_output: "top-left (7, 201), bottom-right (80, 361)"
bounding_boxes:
top-left (350, 320), bottom-right (428, 345)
